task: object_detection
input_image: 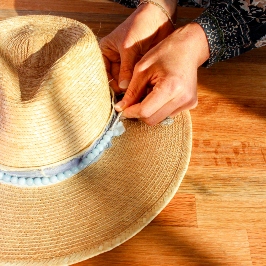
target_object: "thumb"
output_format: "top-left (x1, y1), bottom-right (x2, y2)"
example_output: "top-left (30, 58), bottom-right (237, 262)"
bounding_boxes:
top-left (118, 51), bottom-right (138, 91)
top-left (115, 69), bottom-right (148, 113)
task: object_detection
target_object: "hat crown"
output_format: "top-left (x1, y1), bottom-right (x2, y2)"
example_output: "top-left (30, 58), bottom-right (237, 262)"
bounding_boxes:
top-left (0, 16), bottom-right (111, 169)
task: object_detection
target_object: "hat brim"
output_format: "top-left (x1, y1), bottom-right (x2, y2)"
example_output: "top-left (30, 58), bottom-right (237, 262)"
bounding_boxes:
top-left (0, 112), bottom-right (191, 266)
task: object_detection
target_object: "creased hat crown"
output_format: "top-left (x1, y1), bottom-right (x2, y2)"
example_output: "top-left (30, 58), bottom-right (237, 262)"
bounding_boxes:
top-left (0, 16), bottom-right (111, 169)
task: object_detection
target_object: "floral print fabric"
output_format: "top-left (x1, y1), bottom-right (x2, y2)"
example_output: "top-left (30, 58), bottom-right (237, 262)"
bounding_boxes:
top-left (114, 0), bottom-right (266, 66)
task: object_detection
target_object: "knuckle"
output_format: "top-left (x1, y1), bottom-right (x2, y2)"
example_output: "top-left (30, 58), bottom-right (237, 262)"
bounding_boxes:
top-left (125, 87), bottom-right (138, 100)
top-left (142, 118), bottom-right (155, 126)
top-left (190, 98), bottom-right (198, 109)
top-left (99, 37), bottom-right (110, 50)
top-left (179, 90), bottom-right (197, 105)
top-left (125, 88), bottom-right (137, 99)
top-left (167, 84), bottom-right (178, 96)
top-left (120, 64), bottom-right (134, 74)
top-left (134, 61), bottom-right (145, 73)
top-left (138, 106), bottom-right (151, 119)
top-left (181, 93), bottom-right (193, 104)
top-left (120, 39), bottom-right (129, 50)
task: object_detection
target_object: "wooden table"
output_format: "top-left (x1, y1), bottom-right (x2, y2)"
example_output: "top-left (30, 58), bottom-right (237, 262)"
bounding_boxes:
top-left (1, 1), bottom-right (266, 265)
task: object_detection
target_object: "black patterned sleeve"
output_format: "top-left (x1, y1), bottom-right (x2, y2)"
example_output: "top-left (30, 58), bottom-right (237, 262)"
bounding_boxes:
top-left (113, 0), bottom-right (139, 8)
top-left (114, 0), bottom-right (266, 66)
top-left (194, 1), bottom-right (266, 66)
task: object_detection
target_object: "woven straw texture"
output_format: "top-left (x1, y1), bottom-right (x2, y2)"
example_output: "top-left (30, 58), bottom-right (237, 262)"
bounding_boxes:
top-left (0, 15), bottom-right (111, 169)
top-left (0, 15), bottom-right (192, 265)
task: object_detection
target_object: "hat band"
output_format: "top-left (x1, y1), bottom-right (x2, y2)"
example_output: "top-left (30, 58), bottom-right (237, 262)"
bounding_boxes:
top-left (0, 108), bottom-right (125, 187)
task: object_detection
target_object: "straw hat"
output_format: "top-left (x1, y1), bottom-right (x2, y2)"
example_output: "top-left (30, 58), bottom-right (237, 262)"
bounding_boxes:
top-left (0, 15), bottom-right (192, 265)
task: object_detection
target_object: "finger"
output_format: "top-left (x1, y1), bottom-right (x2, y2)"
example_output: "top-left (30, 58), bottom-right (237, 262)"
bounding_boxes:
top-left (170, 98), bottom-right (198, 116)
top-left (114, 66), bottom-right (150, 112)
top-left (123, 91), bottom-right (197, 125)
top-left (142, 97), bottom-right (197, 126)
top-left (120, 78), bottom-right (180, 119)
top-left (99, 38), bottom-right (120, 63)
top-left (118, 50), bottom-right (139, 90)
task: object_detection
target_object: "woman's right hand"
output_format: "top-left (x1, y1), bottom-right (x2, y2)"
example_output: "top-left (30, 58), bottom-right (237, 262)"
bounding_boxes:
top-left (99, 0), bottom-right (177, 94)
top-left (114, 22), bottom-right (210, 125)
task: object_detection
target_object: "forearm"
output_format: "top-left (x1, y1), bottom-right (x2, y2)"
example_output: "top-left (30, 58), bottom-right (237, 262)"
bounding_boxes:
top-left (194, 1), bottom-right (266, 66)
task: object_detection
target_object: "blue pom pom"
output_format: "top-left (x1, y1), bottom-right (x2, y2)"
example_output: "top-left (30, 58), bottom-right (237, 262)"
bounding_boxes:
top-left (41, 177), bottom-right (50, 185)
top-left (78, 162), bottom-right (86, 170)
top-left (92, 148), bottom-right (100, 156)
top-left (71, 167), bottom-right (79, 174)
top-left (64, 170), bottom-right (73, 178)
top-left (11, 176), bottom-right (18, 184)
top-left (106, 130), bottom-right (113, 137)
top-left (18, 177), bottom-right (26, 186)
top-left (3, 174), bottom-right (11, 182)
top-left (34, 177), bottom-right (42, 186)
top-left (96, 144), bottom-right (104, 152)
top-left (57, 173), bottom-right (66, 181)
top-left (26, 178), bottom-right (34, 186)
top-left (103, 135), bottom-right (111, 142)
top-left (86, 153), bottom-right (95, 161)
top-left (50, 176), bottom-right (58, 183)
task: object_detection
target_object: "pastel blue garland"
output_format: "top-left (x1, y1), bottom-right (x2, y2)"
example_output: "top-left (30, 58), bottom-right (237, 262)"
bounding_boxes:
top-left (0, 111), bottom-right (125, 187)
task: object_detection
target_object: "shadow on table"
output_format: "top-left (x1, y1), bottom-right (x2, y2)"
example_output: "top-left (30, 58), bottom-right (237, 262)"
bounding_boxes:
top-left (197, 47), bottom-right (266, 120)
top-left (75, 225), bottom-right (231, 266)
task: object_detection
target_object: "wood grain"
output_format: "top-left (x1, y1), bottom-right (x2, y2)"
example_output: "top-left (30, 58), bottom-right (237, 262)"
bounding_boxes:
top-left (151, 193), bottom-right (197, 227)
top-left (196, 197), bottom-right (266, 229)
top-left (1, 1), bottom-right (266, 265)
top-left (74, 227), bottom-right (252, 266)
top-left (248, 229), bottom-right (266, 265)
top-left (0, 0), bottom-right (134, 15)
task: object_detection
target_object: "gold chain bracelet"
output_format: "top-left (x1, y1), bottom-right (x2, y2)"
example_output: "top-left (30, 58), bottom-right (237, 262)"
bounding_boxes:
top-left (137, 0), bottom-right (176, 28)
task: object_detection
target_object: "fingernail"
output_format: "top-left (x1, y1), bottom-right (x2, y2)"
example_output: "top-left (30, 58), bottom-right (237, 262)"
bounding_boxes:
top-left (115, 101), bottom-right (126, 111)
top-left (119, 80), bottom-right (130, 90)
top-left (120, 115), bottom-right (126, 120)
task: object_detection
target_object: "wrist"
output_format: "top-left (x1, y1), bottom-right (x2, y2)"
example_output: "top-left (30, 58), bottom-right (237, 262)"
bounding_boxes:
top-left (173, 23), bottom-right (210, 67)
top-left (139, 0), bottom-right (177, 20)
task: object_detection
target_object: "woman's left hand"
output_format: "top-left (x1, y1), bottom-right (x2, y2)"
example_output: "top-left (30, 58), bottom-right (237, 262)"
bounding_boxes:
top-left (99, 1), bottom-right (176, 94)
